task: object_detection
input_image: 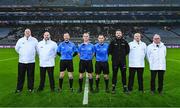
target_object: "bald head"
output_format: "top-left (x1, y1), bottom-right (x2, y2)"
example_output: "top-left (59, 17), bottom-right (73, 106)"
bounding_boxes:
top-left (153, 34), bottom-right (161, 44)
top-left (24, 28), bottom-right (31, 37)
top-left (43, 32), bottom-right (51, 41)
top-left (134, 33), bottom-right (141, 42)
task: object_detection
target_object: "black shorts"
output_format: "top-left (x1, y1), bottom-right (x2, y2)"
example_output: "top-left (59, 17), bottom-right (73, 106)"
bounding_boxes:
top-left (95, 61), bottom-right (109, 75)
top-left (60, 60), bottom-right (73, 72)
top-left (79, 60), bottom-right (93, 73)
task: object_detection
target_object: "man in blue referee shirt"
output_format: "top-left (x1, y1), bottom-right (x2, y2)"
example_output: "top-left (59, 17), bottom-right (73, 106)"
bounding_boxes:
top-left (57, 32), bottom-right (77, 92)
top-left (78, 32), bottom-right (95, 93)
top-left (94, 34), bottom-right (110, 93)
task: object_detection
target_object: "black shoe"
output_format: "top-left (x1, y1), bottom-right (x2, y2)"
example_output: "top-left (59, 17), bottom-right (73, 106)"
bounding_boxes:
top-left (70, 88), bottom-right (74, 92)
top-left (158, 91), bottom-right (163, 95)
top-left (15, 90), bottom-right (22, 93)
top-left (112, 86), bottom-right (116, 94)
top-left (128, 90), bottom-right (132, 94)
top-left (28, 89), bottom-right (34, 93)
top-left (37, 88), bottom-right (43, 92)
top-left (111, 89), bottom-right (116, 94)
top-left (89, 88), bottom-right (94, 93)
top-left (128, 89), bottom-right (132, 92)
top-left (95, 88), bottom-right (99, 93)
top-left (77, 88), bottom-right (82, 93)
top-left (58, 88), bottom-right (62, 92)
top-left (139, 90), bottom-right (145, 94)
top-left (151, 91), bottom-right (155, 95)
top-left (123, 87), bottom-right (129, 93)
top-left (51, 89), bottom-right (55, 92)
top-left (105, 88), bottom-right (110, 93)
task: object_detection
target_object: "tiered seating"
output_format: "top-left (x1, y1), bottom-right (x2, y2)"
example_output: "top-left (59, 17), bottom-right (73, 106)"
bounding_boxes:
top-left (91, 0), bottom-right (180, 5)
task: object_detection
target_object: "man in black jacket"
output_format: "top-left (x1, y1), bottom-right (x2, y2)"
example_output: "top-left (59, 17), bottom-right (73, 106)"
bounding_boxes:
top-left (109, 29), bottom-right (130, 94)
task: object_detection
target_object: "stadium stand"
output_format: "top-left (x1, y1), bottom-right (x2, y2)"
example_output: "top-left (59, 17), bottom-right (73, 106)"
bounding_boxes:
top-left (0, 28), bottom-right (12, 38)
top-left (91, 0), bottom-right (180, 5)
top-left (0, 26), bottom-right (180, 46)
top-left (0, 0), bottom-right (180, 6)
top-left (0, 0), bottom-right (179, 47)
top-left (0, 0), bottom-right (79, 6)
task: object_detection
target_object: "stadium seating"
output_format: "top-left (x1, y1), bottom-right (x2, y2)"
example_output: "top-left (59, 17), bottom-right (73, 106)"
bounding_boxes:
top-left (0, 0), bottom-right (180, 6)
top-left (0, 28), bottom-right (12, 38)
top-left (144, 27), bottom-right (180, 44)
top-left (0, 0), bottom-right (78, 6)
top-left (0, 26), bottom-right (180, 45)
top-left (91, 0), bottom-right (180, 5)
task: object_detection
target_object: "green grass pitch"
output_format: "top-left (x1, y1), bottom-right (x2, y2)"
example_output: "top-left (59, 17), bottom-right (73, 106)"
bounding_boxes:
top-left (0, 48), bottom-right (180, 107)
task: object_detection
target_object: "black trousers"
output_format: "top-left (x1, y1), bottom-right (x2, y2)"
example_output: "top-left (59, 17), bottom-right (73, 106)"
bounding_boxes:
top-left (128, 67), bottom-right (144, 91)
top-left (151, 70), bottom-right (165, 93)
top-left (39, 67), bottom-right (55, 90)
top-left (112, 61), bottom-right (127, 87)
top-left (16, 63), bottom-right (35, 91)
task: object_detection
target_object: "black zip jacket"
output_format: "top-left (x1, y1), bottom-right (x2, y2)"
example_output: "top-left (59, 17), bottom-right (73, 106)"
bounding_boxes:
top-left (108, 37), bottom-right (130, 64)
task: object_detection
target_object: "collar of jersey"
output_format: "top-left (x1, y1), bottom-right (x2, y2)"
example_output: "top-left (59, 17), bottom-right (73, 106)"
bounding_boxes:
top-left (63, 41), bottom-right (70, 44)
top-left (133, 40), bottom-right (142, 44)
top-left (153, 42), bottom-right (163, 47)
top-left (23, 36), bottom-right (32, 40)
top-left (43, 39), bottom-right (51, 44)
top-left (98, 43), bottom-right (104, 46)
top-left (83, 42), bottom-right (90, 45)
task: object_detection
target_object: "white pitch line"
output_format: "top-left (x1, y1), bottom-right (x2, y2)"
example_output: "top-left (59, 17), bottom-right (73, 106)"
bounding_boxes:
top-left (0, 57), bottom-right (18, 62)
top-left (167, 59), bottom-right (180, 63)
top-left (83, 72), bottom-right (89, 105)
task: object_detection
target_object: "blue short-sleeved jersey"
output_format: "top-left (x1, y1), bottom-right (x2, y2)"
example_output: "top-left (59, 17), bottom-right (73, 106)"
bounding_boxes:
top-left (94, 43), bottom-right (109, 62)
top-left (78, 43), bottom-right (94, 60)
top-left (57, 41), bottom-right (77, 60)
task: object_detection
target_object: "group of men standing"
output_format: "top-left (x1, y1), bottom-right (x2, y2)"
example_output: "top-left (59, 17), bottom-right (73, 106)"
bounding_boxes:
top-left (15, 28), bottom-right (166, 95)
